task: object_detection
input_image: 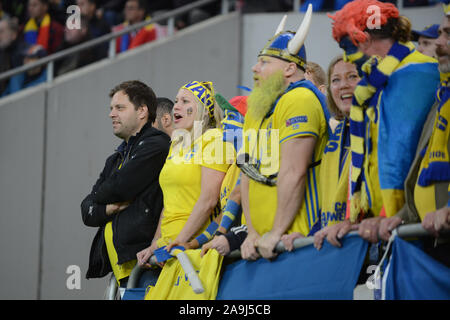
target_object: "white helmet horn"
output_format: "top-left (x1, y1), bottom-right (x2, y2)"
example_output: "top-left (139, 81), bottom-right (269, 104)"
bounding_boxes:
top-left (274, 14), bottom-right (287, 36)
top-left (287, 3), bottom-right (313, 55)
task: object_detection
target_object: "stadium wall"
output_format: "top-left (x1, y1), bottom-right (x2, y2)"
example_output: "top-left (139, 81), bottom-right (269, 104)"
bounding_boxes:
top-left (0, 12), bottom-right (241, 300)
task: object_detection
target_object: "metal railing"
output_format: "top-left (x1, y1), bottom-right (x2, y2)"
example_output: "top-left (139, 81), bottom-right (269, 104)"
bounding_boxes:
top-left (291, 0), bottom-right (409, 11)
top-left (0, 0), bottom-right (417, 90)
top-left (123, 222), bottom-right (443, 291)
top-left (0, 0), bottom-right (231, 85)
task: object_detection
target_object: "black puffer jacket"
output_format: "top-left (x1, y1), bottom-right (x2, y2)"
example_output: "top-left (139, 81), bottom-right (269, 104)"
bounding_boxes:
top-left (81, 122), bottom-right (170, 279)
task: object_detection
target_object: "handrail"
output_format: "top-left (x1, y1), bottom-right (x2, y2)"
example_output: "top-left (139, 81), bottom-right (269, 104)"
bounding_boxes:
top-left (0, 0), bottom-right (223, 83)
top-left (105, 273), bottom-right (118, 300)
top-left (0, 0), bottom-right (420, 87)
top-left (229, 222), bottom-right (436, 259)
top-left (126, 222), bottom-right (446, 289)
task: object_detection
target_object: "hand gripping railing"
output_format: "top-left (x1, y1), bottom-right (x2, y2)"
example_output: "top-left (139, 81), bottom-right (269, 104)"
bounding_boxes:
top-left (126, 249), bottom-right (204, 293)
top-left (126, 222), bottom-right (442, 291)
top-left (228, 222), bottom-right (435, 259)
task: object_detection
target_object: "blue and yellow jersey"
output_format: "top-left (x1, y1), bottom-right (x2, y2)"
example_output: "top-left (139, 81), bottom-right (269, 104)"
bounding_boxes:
top-left (357, 50), bottom-right (440, 218)
top-left (319, 119), bottom-right (350, 227)
top-left (243, 84), bottom-right (328, 236)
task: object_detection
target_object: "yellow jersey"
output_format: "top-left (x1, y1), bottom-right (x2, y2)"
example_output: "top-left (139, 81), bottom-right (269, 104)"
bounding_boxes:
top-left (158, 128), bottom-right (231, 243)
top-left (243, 86), bottom-right (328, 236)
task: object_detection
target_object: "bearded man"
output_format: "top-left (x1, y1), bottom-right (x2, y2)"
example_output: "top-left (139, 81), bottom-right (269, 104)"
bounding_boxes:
top-left (239, 7), bottom-right (331, 260)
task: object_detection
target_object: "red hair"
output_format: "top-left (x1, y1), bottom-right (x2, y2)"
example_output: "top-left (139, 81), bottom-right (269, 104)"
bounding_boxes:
top-left (328, 0), bottom-right (399, 45)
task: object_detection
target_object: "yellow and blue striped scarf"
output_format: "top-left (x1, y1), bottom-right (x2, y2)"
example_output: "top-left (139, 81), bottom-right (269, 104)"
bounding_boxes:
top-left (417, 73), bottom-right (450, 187)
top-left (349, 41), bottom-right (415, 222)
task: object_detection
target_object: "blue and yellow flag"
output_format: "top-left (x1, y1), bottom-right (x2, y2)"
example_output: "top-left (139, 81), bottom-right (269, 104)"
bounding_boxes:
top-left (383, 237), bottom-right (450, 300)
top-left (349, 41), bottom-right (439, 220)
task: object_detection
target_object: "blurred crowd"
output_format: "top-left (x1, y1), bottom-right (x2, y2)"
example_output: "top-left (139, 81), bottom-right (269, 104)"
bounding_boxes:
top-left (0, 0), bottom-right (438, 98)
top-left (0, 0), bottom-right (224, 97)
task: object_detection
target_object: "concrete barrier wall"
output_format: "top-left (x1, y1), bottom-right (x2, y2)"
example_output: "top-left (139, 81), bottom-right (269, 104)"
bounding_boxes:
top-left (0, 12), bottom-right (241, 300)
top-left (0, 87), bottom-right (46, 299)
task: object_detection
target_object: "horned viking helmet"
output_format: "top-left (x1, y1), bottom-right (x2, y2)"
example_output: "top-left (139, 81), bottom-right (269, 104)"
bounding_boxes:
top-left (258, 4), bottom-right (313, 71)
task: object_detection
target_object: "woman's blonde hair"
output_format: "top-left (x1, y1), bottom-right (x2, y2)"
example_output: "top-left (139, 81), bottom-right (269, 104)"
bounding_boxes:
top-left (326, 55), bottom-right (361, 120)
top-left (200, 81), bottom-right (224, 131)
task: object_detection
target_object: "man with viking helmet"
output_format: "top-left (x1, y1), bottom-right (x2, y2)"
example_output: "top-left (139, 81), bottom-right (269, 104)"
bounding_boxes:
top-left (239, 5), bottom-right (331, 260)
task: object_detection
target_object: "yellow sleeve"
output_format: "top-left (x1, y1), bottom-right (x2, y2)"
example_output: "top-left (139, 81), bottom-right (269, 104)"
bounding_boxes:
top-left (200, 128), bottom-right (231, 173)
top-left (275, 88), bottom-right (323, 144)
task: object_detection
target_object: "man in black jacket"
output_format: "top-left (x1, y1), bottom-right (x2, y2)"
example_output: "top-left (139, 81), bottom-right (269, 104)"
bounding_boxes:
top-left (81, 80), bottom-right (170, 288)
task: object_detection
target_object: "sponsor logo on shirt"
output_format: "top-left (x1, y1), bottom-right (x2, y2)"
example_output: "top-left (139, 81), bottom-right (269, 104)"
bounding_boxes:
top-left (286, 116), bottom-right (307, 127)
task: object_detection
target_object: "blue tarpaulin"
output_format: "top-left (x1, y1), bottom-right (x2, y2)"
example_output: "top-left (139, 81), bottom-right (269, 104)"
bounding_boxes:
top-left (217, 234), bottom-right (368, 300)
top-left (122, 288), bottom-right (146, 300)
top-left (383, 237), bottom-right (450, 300)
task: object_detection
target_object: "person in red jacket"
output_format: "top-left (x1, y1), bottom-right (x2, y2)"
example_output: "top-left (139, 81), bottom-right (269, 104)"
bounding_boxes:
top-left (23, 0), bottom-right (64, 54)
top-left (112, 0), bottom-right (157, 53)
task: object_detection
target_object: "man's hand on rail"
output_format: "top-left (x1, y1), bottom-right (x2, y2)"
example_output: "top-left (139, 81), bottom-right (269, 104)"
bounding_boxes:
top-left (256, 231), bottom-right (281, 260)
top-left (358, 217), bottom-right (383, 243)
top-left (433, 206), bottom-right (450, 233)
top-left (422, 206), bottom-right (450, 237)
top-left (313, 219), bottom-right (355, 250)
top-left (137, 241), bottom-right (159, 268)
top-left (281, 232), bottom-right (304, 252)
top-left (200, 235), bottom-right (230, 257)
top-left (378, 216), bottom-right (403, 241)
top-left (240, 230), bottom-right (260, 261)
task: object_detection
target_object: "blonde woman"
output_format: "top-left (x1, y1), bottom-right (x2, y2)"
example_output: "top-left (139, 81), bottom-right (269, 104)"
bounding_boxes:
top-left (282, 56), bottom-right (361, 251)
top-left (136, 81), bottom-right (230, 266)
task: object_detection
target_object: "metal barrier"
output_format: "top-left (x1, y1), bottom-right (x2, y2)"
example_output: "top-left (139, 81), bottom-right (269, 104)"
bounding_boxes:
top-left (105, 273), bottom-right (118, 300)
top-left (0, 0), bottom-right (230, 86)
top-left (291, 0), bottom-right (408, 11)
top-left (125, 222), bottom-right (437, 291)
top-left (0, 0), bottom-right (416, 94)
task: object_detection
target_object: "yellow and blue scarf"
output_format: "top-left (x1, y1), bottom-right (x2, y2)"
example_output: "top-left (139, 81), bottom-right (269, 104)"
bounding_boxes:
top-left (350, 42), bottom-right (437, 222)
top-left (417, 74), bottom-right (450, 187)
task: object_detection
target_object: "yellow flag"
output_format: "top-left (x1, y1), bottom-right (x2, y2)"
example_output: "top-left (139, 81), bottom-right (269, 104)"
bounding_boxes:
top-left (145, 249), bottom-right (223, 300)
